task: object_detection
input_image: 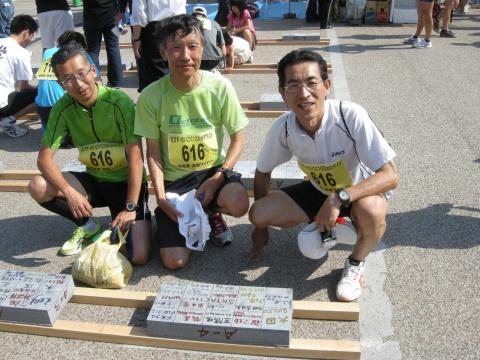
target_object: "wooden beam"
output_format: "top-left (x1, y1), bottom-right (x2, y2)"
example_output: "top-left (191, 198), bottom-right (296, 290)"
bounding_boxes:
top-left (0, 169), bottom-right (40, 180)
top-left (0, 179), bottom-right (255, 197)
top-left (71, 288), bottom-right (359, 321)
top-left (117, 38), bottom-right (330, 49)
top-left (0, 320), bottom-right (360, 359)
top-left (118, 64), bottom-right (331, 76)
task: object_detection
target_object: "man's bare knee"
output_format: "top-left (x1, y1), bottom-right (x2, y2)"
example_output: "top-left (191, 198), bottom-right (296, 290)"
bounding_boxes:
top-left (160, 248), bottom-right (190, 270)
top-left (352, 196), bottom-right (387, 230)
top-left (249, 202), bottom-right (269, 228)
top-left (28, 175), bottom-right (48, 202)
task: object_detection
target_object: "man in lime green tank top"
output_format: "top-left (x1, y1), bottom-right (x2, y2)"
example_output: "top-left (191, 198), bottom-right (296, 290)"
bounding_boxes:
top-left (28, 45), bottom-right (152, 264)
top-left (135, 15), bottom-right (249, 270)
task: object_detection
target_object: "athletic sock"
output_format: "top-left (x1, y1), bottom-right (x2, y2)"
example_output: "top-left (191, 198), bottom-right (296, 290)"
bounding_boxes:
top-left (40, 197), bottom-right (89, 226)
top-left (348, 256), bottom-right (362, 266)
top-left (82, 218), bottom-right (98, 232)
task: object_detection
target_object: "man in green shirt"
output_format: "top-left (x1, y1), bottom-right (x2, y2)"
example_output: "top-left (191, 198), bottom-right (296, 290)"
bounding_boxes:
top-left (134, 14), bottom-right (249, 269)
top-left (28, 44), bottom-right (151, 264)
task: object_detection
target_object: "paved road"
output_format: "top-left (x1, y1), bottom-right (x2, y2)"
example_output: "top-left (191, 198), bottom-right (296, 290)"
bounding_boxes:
top-left (1, 2), bottom-right (479, 359)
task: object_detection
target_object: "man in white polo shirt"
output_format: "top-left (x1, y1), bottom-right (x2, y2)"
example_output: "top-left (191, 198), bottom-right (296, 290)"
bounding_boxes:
top-left (0, 14), bottom-right (37, 137)
top-left (249, 50), bottom-right (398, 302)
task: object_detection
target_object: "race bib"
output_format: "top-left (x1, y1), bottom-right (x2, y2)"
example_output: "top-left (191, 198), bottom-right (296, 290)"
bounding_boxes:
top-left (78, 143), bottom-right (127, 171)
top-left (299, 159), bottom-right (352, 193)
top-left (168, 129), bottom-right (218, 171)
top-left (36, 58), bottom-right (57, 80)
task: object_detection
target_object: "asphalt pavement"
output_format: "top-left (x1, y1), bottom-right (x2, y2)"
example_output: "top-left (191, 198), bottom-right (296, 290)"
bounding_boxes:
top-left (0, 1), bottom-right (479, 360)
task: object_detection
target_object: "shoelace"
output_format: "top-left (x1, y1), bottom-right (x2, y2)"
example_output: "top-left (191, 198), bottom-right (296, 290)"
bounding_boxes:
top-left (212, 213), bottom-right (228, 234)
top-left (343, 264), bottom-right (363, 283)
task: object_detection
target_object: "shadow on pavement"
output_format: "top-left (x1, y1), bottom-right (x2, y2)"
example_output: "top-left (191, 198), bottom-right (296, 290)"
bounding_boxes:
top-left (1, 203), bottom-right (478, 299)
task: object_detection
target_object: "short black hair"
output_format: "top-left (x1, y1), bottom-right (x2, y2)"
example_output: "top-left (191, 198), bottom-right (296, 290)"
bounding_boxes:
top-left (229, 0), bottom-right (247, 15)
top-left (277, 50), bottom-right (329, 88)
top-left (57, 31), bottom-right (88, 49)
top-left (155, 14), bottom-right (204, 49)
top-left (51, 44), bottom-right (90, 77)
top-left (222, 29), bottom-right (233, 46)
top-left (10, 15), bottom-right (38, 35)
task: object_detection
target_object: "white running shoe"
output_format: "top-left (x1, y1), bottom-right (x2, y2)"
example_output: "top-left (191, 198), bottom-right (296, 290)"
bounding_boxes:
top-left (209, 212), bottom-right (233, 246)
top-left (336, 258), bottom-right (365, 302)
top-left (402, 35), bottom-right (418, 44)
top-left (413, 39), bottom-right (432, 49)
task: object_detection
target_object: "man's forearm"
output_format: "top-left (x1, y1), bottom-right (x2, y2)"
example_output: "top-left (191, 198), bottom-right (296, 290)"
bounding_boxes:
top-left (346, 161), bottom-right (398, 203)
top-left (125, 144), bottom-right (144, 204)
top-left (222, 131), bottom-right (244, 169)
top-left (253, 170), bottom-right (271, 201)
top-left (37, 149), bottom-right (73, 197)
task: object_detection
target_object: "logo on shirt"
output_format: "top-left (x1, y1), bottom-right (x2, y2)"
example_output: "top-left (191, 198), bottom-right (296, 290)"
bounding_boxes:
top-left (331, 150), bottom-right (345, 158)
top-left (0, 45), bottom-right (7, 60)
top-left (168, 115), bottom-right (211, 129)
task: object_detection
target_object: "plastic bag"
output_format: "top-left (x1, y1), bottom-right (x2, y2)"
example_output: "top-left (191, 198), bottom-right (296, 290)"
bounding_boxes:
top-left (72, 226), bottom-right (132, 289)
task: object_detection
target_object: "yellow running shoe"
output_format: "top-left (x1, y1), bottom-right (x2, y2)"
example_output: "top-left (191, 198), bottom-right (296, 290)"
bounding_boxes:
top-left (60, 220), bottom-right (102, 256)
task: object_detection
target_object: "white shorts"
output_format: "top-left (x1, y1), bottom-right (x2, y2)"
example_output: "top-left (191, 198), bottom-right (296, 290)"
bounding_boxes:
top-left (38, 10), bottom-right (75, 49)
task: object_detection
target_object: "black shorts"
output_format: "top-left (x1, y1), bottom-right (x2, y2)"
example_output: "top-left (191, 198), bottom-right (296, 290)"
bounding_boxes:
top-left (0, 89), bottom-right (37, 117)
top-left (281, 181), bottom-right (351, 221)
top-left (70, 171), bottom-right (151, 221)
top-left (155, 166), bottom-right (243, 248)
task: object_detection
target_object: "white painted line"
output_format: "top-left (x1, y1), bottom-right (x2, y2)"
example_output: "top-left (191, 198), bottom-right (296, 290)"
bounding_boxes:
top-left (326, 29), bottom-right (401, 360)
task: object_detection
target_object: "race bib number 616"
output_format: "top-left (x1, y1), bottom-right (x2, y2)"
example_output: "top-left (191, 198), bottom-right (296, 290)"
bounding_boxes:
top-left (168, 130), bottom-right (218, 171)
top-left (299, 159), bottom-right (353, 193)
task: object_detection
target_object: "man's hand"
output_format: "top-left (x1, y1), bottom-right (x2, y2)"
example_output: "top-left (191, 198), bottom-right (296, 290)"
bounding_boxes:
top-left (249, 227), bottom-right (269, 261)
top-left (314, 193), bottom-right (341, 232)
top-left (112, 210), bottom-right (136, 233)
top-left (133, 40), bottom-right (142, 58)
top-left (158, 198), bottom-right (183, 223)
top-left (195, 175), bottom-right (223, 207)
top-left (64, 189), bottom-right (93, 219)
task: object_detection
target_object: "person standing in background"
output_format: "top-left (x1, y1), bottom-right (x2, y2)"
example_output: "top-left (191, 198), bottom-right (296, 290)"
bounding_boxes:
top-left (0, 0), bottom-right (14, 38)
top-left (35, 0), bottom-right (74, 52)
top-left (403, 0), bottom-right (434, 49)
top-left (83, 0), bottom-right (123, 87)
top-left (130, 0), bottom-right (186, 92)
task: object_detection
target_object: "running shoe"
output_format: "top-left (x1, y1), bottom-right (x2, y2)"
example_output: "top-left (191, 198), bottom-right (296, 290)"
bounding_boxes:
top-left (209, 212), bottom-right (233, 246)
top-left (440, 29), bottom-right (456, 38)
top-left (413, 39), bottom-right (432, 48)
top-left (336, 258), bottom-right (365, 302)
top-left (402, 35), bottom-right (418, 44)
top-left (60, 220), bottom-right (102, 256)
top-left (0, 122), bottom-right (28, 137)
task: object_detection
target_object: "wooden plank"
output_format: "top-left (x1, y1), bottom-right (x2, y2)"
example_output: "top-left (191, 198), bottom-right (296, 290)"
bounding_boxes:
top-left (245, 109), bottom-right (285, 117)
top-left (70, 288), bottom-right (358, 321)
top-left (0, 180), bottom-right (255, 197)
top-left (0, 169), bottom-right (40, 180)
top-left (117, 38), bottom-right (330, 49)
top-left (0, 320), bottom-right (360, 359)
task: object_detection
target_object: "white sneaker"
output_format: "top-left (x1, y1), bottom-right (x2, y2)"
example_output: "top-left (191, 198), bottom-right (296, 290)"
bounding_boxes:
top-left (402, 35), bottom-right (418, 44)
top-left (413, 39), bottom-right (432, 49)
top-left (0, 122), bottom-right (28, 138)
top-left (336, 258), bottom-right (365, 302)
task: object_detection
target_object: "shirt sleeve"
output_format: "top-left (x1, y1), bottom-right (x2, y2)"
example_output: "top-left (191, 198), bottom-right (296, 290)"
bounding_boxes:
top-left (256, 114), bottom-right (293, 173)
top-left (14, 50), bottom-right (33, 81)
top-left (41, 100), bottom-right (69, 149)
top-left (115, 92), bottom-right (141, 144)
top-left (343, 102), bottom-right (396, 172)
top-left (130, 0), bottom-right (147, 27)
top-left (134, 88), bottom-right (160, 139)
top-left (220, 78), bottom-right (249, 135)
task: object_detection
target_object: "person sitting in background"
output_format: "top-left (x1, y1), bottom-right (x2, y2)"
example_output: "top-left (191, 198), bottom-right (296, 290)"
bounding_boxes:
top-left (0, 14), bottom-right (37, 138)
top-left (222, 28), bottom-right (252, 71)
top-left (191, 6), bottom-right (226, 71)
top-left (226, 0), bottom-right (256, 50)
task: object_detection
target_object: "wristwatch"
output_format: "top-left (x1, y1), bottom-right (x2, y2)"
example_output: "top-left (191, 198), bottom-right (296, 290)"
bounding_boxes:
top-left (125, 201), bottom-right (139, 212)
top-left (335, 189), bottom-right (350, 208)
top-left (216, 167), bottom-right (240, 181)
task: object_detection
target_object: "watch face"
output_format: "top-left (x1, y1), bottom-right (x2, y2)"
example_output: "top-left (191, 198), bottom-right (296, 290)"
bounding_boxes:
top-left (340, 190), bottom-right (349, 201)
top-left (126, 202), bottom-right (136, 211)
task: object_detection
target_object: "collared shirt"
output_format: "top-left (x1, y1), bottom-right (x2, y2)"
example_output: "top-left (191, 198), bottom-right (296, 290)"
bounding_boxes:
top-left (130, 0), bottom-right (186, 27)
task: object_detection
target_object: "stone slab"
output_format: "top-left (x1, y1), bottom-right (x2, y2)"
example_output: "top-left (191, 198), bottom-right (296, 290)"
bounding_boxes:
top-left (282, 33), bottom-right (321, 41)
top-left (259, 94), bottom-right (288, 111)
top-left (234, 160), bottom-right (305, 189)
top-left (147, 282), bottom-right (293, 346)
top-left (0, 270), bottom-right (75, 326)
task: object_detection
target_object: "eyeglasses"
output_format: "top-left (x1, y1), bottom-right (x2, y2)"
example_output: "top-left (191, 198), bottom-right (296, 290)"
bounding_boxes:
top-left (60, 66), bottom-right (92, 87)
top-left (282, 80), bottom-right (324, 94)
